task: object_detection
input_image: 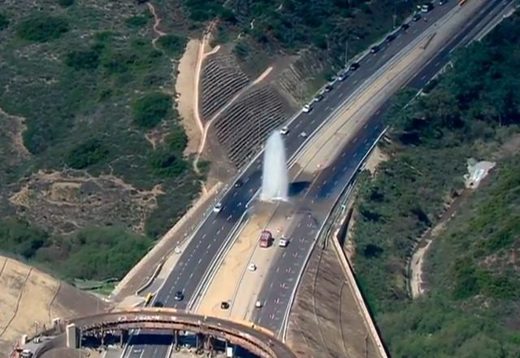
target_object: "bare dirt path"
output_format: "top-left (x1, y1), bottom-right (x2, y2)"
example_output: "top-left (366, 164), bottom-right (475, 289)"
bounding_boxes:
top-left (146, 2), bottom-right (166, 48)
top-left (0, 107), bottom-right (30, 159)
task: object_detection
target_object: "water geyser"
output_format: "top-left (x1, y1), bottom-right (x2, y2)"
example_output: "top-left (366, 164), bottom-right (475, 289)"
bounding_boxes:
top-left (260, 131), bottom-right (289, 202)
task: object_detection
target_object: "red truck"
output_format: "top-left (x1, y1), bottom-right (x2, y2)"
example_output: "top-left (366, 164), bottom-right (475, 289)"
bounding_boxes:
top-left (259, 230), bottom-right (272, 248)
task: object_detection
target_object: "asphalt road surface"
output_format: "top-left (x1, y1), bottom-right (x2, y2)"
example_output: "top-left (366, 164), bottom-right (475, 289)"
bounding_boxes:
top-left (123, 0), bottom-right (509, 356)
top-left (250, 0), bottom-right (514, 336)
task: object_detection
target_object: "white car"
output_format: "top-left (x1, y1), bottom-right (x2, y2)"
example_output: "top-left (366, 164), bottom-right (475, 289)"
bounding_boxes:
top-left (300, 131), bottom-right (308, 138)
top-left (280, 126), bottom-right (289, 135)
top-left (248, 263), bottom-right (257, 272)
top-left (213, 202), bottom-right (222, 213)
top-left (279, 238), bottom-right (288, 247)
top-left (255, 300), bottom-right (263, 308)
top-left (302, 104), bottom-right (312, 113)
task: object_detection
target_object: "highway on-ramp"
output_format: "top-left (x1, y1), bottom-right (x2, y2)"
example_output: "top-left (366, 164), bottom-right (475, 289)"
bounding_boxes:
top-left (250, 0), bottom-right (514, 336)
top-left (123, 0), bottom-right (509, 356)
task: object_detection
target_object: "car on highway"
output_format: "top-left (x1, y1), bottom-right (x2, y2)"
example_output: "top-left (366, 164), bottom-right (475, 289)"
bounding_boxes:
top-left (213, 202), bottom-right (222, 213)
top-left (234, 179), bottom-right (243, 188)
top-left (300, 131), bottom-right (308, 138)
top-left (279, 237), bottom-right (289, 247)
top-left (324, 83), bottom-right (333, 92)
top-left (220, 301), bottom-right (230, 310)
top-left (280, 126), bottom-right (289, 135)
top-left (248, 263), bottom-right (257, 272)
top-left (401, 23), bottom-right (410, 31)
top-left (153, 301), bottom-right (164, 307)
top-left (337, 71), bottom-right (348, 81)
top-left (385, 34), bottom-right (396, 43)
top-left (302, 103), bottom-right (312, 113)
top-left (315, 93), bottom-right (324, 102)
top-left (349, 62), bottom-right (360, 71)
top-left (370, 45), bottom-right (380, 54)
top-left (412, 13), bottom-right (422, 22)
top-left (174, 291), bottom-right (184, 301)
top-left (439, 0), bottom-right (448, 5)
top-left (255, 300), bottom-right (263, 308)
top-left (421, 3), bottom-right (434, 12)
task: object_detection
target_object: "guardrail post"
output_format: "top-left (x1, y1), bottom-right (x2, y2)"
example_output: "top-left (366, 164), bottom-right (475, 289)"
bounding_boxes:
top-left (65, 324), bottom-right (78, 349)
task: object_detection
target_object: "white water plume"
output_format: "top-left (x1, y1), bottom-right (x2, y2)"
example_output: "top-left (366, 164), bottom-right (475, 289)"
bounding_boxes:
top-left (260, 131), bottom-right (288, 202)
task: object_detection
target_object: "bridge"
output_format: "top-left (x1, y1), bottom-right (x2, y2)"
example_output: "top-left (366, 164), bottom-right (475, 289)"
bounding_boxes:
top-left (19, 308), bottom-right (296, 358)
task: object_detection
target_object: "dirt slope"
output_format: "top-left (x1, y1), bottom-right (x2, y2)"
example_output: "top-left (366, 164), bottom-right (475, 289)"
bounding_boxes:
top-left (0, 256), bottom-right (109, 355)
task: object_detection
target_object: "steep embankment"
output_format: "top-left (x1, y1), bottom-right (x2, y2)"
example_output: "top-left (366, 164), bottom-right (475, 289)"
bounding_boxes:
top-left (0, 256), bottom-right (108, 355)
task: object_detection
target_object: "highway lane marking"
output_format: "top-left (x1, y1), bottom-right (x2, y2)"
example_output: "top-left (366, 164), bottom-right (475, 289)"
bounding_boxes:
top-left (198, 258), bottom-right (202, 264)
top-left (202, 233), bottom-right (206, 239)
top-left (216, 229), bottom-right (221, 235)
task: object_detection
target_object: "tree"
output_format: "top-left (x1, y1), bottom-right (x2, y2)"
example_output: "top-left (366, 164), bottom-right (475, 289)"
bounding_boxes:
top-left (132, 92), bottom-right (172, 128)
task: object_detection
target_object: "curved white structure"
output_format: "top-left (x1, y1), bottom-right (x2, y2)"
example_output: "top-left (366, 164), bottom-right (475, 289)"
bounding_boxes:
top-left (260, 131), bottom-right (288, 202)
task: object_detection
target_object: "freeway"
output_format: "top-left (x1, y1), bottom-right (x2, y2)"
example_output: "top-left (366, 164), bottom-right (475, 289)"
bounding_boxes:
top-left (251, 0), bottom-right (514, 336)
top-left (123, 0), bottom-right (484, 356)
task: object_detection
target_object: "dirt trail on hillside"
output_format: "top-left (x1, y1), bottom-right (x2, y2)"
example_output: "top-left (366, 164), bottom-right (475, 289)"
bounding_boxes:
top-left (147, 3), bottom-right (166, 47)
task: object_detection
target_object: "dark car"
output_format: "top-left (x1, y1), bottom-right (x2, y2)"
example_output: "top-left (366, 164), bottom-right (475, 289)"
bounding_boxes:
top-left (370, 45), bottom-right (380, 54)
top-left (401, 23), bottom-right (410, 31)
top-left (349, 62), bottom-right (360, 71)
top-left (439, 0), bottom-right (447, 4)
top-left (153, 301), bottom-right (164, 307)
top-left (315, 94), bottom-right (324, 102)
top-left (234, 179), bottom-right (243, 188)
top-left (174, 291), bottom-right (184, 301)
top-left (385, 34), bottom-right (396, 43)
top-left (412, 13), bottom-right (422, 22)
top-left (220, 301), bottom-right (230, 310)
top-left (324, 84), bottom-right (333, 92)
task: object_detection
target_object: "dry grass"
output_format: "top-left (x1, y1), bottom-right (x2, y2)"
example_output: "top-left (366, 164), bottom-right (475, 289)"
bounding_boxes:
top-left (0, 257), bottom-right (108, 355)
top-left (286, 244), bottom-right (380, 358)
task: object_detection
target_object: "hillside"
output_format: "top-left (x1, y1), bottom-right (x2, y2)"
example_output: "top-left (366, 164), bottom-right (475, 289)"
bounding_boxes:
top-left (0, 1), bottom-right (199, 281)
top-left (349, 12), bottom-right (520, 357)
top-left (0, 256), bottom-right (108, 355)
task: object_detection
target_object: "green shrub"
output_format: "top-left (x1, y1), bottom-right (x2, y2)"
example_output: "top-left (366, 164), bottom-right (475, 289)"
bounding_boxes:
top-left (17, 15), bottom-right (69, 42)
top-left (65, 50), bottom-right (100, 70)
top-left (157, 34), bottom-right (187, 57)
top-left (132, 92), bottom-right (172, 128)
top-left (66, 138), bottom-right (109, 169)
top-left (149, 150), bottom-right (187, 177)
top-left (166, 128), bottom-right (188, 153)
top-left (125, 15), bottom-right (149, 28)
top-left (58, 0), bottom-right (74, 7)
top-left (102, 51), bottom-right (135, 74)
top-left (62, 227), bottom-right (153, 280)
top-left (0, 218), bottom-right (49, 260)
top-left (0, 13), bottom-right (9, 31)
top-left (185, 0), bottom-right (224, 22)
